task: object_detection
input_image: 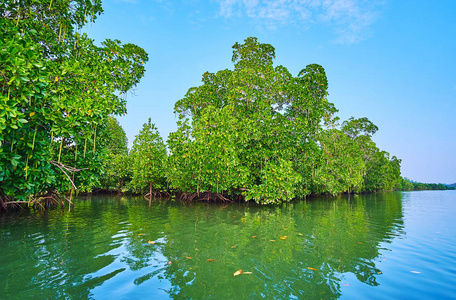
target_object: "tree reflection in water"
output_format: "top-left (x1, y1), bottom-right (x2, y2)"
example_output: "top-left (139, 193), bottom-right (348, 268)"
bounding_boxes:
top-left (0, 193), bottom-right (403, 299)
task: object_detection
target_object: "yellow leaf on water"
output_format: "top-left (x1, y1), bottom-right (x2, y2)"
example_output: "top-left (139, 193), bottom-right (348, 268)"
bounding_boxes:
top-left (233, 270), bottom-right (242, 276)
top-left (243, 272), bottom-right (252, 274)
top-left (231, 245), bottom-right (237, 248)
top-left (251, 236), bottom-right (257, 238)
top-left (279, 236), bottom-right (287, 240)
top-left (307, 267), bottom-right (318, 271)
top-left (147, 241), bottom-right (155, 244)
top-left (269, 240), bottom-right (276, 242)
top-left (138, 234), bottom-right (143, 236)
top-left (207, 259), bottom-right (217, 262)
top-left (185, 256), bottom-right (192, 259)
top-left (298, 233), bottom-right (303, 236)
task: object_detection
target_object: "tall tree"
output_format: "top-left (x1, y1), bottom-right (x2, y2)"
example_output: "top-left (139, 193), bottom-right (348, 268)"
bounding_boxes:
top-left (312, 128), bottom-right (365, 195)
top-left (130, 118), bottom-right (167, 199)
top-left (100, 116), bottom-right (130, 193)
top-left (168, 37), bottom-right (336, 204)
top-left (342, 117), bottom-right (401, 192)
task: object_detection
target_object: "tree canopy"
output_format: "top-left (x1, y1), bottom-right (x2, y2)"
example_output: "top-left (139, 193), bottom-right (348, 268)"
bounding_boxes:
top-left (166, 37), bottom-right (402, 204)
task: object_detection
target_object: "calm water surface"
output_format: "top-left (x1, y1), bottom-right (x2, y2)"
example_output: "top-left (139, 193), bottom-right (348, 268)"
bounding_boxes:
top-left (1, 191), bottom-right (455, 299)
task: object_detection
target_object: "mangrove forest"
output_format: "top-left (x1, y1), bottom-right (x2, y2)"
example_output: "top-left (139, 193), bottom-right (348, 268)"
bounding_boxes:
top-left (1, 0), bottom-right (445, 211)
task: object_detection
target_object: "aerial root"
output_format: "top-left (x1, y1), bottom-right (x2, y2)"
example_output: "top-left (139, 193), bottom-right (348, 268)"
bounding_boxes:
top-left (144, 190), bottom-right (171, 200)
top-left (0, 190), bottom-right (73, 212)
top-left (178, 192), bottom-right (236, 203)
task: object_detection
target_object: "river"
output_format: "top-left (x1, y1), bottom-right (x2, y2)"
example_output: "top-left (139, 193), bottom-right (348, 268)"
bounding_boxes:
top-left (1, 191), bottom-right (455, 299)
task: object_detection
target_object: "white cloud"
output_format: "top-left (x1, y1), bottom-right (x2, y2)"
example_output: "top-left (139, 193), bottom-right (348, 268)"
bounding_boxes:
top-left (216, 0), bottom-right (388, 44)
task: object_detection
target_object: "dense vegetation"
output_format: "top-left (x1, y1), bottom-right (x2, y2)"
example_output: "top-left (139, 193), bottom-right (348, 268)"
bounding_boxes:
top-left (81, 37), bottom-right (404, 204)
top-left (395, 178), bottom-right (455, 191)
top-left (1, 1), bottom-right (448, 209)
top-left (0, 0), bottom-right (148, 209)
top-left (166, 37), bottom-right (402, 204)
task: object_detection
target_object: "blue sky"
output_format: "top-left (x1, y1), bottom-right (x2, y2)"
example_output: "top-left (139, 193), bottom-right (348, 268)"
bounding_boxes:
top-left (84, 0), bottom-right (456, 184)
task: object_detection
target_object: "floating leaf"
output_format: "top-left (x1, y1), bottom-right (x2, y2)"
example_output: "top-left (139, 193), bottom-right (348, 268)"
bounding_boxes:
top-left (269, 240), bottom-right (276, 242)
top-left (231, 245), bottom-right (237, 248)
top-left (138, 233), bottom-right (143, 236)
top-left (279, 236), bottom-right (287, 240)
top-left (185, 256), bottom-right (192, 259)
top-left (251, 236), bottom-right (257, 238)
top-left (206, 259), bottom-right (217, 262)
top-left (233, 270), bottom-right (242, 276)
top-left (147, 241), bottom-right (155, 244)
top-left (307, 267), bottom-right (318, 271)
top-left (298, 233), bottom-right (303, 236)
top-left (243, 272), bottom-right (252, 274)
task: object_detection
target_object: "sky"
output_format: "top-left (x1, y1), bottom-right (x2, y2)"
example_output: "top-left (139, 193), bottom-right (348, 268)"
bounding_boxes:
top-left (84, 0), bottom-right (456, 184)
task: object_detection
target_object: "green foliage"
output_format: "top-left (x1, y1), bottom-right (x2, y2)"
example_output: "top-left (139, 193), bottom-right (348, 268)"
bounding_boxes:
top-left (312, 129), bottom-right (365, 195)
top-left (0, 0), bottom-right (148, 204)
top-left (168, 37), bottom-right (336, 204)
top-left (167, 38), bottom-right (403, 203)
top-left (396, 178), bottom-right (455, 191)
top-left (105, 116), bottom-right (128, 156)
top-left (100, 116), bottom-right (130, 192)
top-left (342, 117), bottom-right (378, 139)
top-left (340, 117), bottom-right (401, 193)
top-left (130, 118), bottom-right (167, 194)
top-left (1, 18), bottom-right (406, 206)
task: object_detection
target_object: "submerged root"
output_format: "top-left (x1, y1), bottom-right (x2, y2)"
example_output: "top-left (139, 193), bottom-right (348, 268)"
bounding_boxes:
top-left (178, 192), bottom-right (240, 203)
top-left (0, 190), bottom-right (73, 213)
top-left (144, 190), bottom-right (171, 200)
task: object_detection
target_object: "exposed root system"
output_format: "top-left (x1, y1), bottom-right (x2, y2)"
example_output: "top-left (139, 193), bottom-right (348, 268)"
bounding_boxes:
top-left (0, 190), bottom-right (73, 213)
top-left (178, 192), bottom-right (245, 203)
top-left (144, 190), bottom-right (171, 200)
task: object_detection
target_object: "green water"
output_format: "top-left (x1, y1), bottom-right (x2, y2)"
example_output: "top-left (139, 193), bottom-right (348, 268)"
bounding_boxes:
top-left (1, 191), bottom-right (455, 299)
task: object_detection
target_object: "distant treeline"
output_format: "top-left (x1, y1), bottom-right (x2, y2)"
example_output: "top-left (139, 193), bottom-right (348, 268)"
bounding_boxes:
top-left (396, 178), bottom-right (455, 191)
